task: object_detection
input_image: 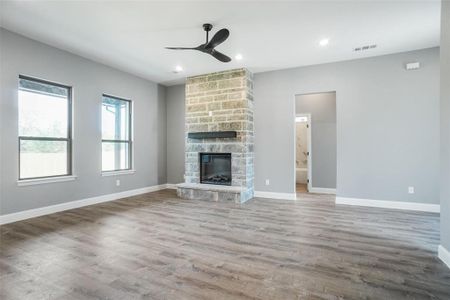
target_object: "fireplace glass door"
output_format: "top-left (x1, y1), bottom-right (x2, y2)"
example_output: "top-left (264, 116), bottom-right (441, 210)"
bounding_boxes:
top-left (200, 153), bottom-right (232, 185)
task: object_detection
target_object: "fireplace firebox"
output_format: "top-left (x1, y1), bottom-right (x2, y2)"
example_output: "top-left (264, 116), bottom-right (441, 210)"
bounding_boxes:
top-left (200, 153), bottom-right (232, 186)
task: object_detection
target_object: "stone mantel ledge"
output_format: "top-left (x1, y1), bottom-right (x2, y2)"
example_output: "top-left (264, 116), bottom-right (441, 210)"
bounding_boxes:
top-left (177, 183), bottom-right (243, 193)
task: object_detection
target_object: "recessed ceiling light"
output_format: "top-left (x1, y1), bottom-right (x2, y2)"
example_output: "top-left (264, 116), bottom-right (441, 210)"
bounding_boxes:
top-left (174, 65), bottom-right (183, 73)
top-left (235, 54), bottom-right (243, 60)
top-left (319, 39), bottom-right (329, 46)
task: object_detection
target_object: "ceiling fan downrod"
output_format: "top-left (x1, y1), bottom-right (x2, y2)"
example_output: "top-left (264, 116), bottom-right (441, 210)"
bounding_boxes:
top-left (203, 23), bottom-right (213, 44)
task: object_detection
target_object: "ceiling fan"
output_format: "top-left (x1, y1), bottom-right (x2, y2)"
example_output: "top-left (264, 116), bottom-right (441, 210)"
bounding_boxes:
top-left (165, 23), bottom-right (231, 63)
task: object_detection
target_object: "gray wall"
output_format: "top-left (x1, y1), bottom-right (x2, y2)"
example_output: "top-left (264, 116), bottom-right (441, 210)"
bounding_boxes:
top-left (0, 29), bottom-right (167, 215)
top-left (163, 48), bottom-right (439, 203)
top-left (440, 0), bottom-right (450, 251)
top-left (296, 92), bottom-right (336, 189)
top-left (254, 47), bottom-right (440, 203)
top-left (166, 84), bottom-right (185, 184)
top-left (2, 29), bottom-right (439, 215)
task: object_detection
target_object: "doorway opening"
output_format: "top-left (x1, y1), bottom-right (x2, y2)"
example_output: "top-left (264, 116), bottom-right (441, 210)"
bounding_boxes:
top-left (295, 114), bottom-right (311, 193)
top-left (295, 92), bottom-right (337, 196)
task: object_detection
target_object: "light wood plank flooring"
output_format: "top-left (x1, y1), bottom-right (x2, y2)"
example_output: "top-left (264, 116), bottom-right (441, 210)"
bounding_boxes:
top-left (296, 183), bottom-right (308, 193)
top-left (1, 189), bottom-right (449, 299)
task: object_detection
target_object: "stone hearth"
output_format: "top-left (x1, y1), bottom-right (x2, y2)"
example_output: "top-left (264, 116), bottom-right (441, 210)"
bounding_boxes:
top-left (177, 68), bottom-right (254, 203)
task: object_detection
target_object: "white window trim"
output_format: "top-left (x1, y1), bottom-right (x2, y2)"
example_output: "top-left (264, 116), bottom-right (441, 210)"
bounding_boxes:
top-left (101, 169), bottom-right (136, 177)
top-left (101, 94), bottom-right (134, 173)
top-left (17, 175), bottom-right (77, 186)
top-left (18, 75), bottom-right (75, 182)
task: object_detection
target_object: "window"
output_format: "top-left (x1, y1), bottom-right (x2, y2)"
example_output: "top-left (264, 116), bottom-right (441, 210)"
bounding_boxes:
top-left (18, 76), bottom-right (72, 180)
top-left (102, 95), bottom-right (132, 172)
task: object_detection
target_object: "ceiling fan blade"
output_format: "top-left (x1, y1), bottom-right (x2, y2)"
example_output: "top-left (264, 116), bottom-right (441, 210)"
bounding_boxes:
top-left (206, 29), bottom-right (229, 48)
top-left (210, 50), bottom-right (231, 62)
top-left (165, 47), bottom-right (197, 50)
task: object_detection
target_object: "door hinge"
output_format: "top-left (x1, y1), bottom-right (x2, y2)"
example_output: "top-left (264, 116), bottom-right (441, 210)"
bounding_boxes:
top-left (307, 179), bottom-right (310, 183)
top-left (307, 152), bottom-right (310, 156)
top-left (306, 124), bottom-right (309, 128)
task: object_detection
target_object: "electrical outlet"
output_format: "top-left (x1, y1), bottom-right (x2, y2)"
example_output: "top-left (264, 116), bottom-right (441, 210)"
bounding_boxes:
top-left (408, 186), bottom-right (414, 194)
top-left (265, 179), bottom-right (270, 186)
top-left (116, 179), bottom-right (121, 187)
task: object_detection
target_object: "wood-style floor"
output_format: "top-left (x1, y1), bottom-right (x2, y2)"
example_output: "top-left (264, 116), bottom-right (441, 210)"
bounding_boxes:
top-left (1, 189), bottom-right (449, 299)
top-left (296, 183), bottom-right (308, 193)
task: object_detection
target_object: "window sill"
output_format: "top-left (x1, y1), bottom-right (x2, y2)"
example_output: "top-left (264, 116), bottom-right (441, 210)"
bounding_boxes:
top-left (101, 169), bottom-right (135, 177)
top-left (17, 175), bottom-right (77, 186)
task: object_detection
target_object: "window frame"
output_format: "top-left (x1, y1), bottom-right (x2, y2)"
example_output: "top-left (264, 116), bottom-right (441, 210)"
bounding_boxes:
top-left (101, 94), bottom-right (133, 173)
top-left (18, 75), bottom-right (73, 181)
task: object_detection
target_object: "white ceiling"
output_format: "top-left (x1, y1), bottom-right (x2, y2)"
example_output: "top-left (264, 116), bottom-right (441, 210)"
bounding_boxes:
top-left (0, 0), bottom-right (441, 86)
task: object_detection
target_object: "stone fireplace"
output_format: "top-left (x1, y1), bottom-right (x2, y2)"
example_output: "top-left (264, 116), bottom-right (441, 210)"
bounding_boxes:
top-left (177, 68), bottom-right (254, 203)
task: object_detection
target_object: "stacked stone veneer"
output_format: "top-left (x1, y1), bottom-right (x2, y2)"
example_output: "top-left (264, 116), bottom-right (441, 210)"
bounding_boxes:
top-left (177, 68), bottom-right (254, 203)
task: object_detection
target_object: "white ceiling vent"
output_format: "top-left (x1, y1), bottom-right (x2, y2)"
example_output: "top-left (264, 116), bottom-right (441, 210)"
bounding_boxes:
top-left (354, 44), bottom-right (377, 52)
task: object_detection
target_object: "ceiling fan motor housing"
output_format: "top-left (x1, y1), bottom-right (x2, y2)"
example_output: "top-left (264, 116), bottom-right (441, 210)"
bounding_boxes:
top-left (203, 23), bottom-right (213, 32)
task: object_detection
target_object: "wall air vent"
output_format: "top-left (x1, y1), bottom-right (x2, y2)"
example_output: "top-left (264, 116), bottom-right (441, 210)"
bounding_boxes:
top-left (354, 44), bottom-right (377, 52)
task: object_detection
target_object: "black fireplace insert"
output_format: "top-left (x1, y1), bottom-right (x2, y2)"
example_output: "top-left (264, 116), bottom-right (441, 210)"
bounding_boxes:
top-left (199, 153), bottom-right (231, 185)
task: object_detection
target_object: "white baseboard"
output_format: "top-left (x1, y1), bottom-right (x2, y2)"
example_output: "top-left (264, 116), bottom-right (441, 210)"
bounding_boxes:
top-left (254, 191), bottom-right (297, 200)
top-left (309, 187), bottom-right (336, 194)
top-left (165, 183), bottom-right (178, 190)
top-left (336, 197), bottom-right (440, 213)
top-left (0, 184), bottom-right (170, 225)
top-left (438, 245), bottom-right (450, 269)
